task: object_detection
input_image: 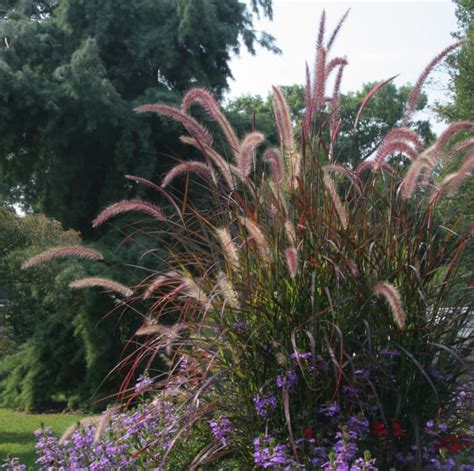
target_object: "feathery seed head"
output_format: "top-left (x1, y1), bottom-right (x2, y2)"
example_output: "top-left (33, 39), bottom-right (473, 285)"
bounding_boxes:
top-left (92, 199), bottom-right (165, 228)
top-left (374, 282), bottom-right (406, 329)
top-left (69, 277), bottom-right (133, 297)
top-left (216, 227), bottom-right (240, 270)
top-left (22, 246), bottom-right (103, 269)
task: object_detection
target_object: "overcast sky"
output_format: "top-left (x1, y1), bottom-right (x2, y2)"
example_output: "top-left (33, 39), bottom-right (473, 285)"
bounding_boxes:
top-left (227, 1), bottom-right (459, 131)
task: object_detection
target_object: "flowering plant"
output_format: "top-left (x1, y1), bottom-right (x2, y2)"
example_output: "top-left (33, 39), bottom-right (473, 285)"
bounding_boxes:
top-left (19, 9), bottom-right (473, 470)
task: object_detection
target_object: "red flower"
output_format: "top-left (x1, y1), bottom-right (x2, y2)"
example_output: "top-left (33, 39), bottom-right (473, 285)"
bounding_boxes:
top-left (390, 420), bottom-right (406, 438)
top-left (435, 435), bottom-right (471, 453)
top-left (303, 427), bottom-right (313, 439)
top-left (372, 422), bottom-right (388, 437)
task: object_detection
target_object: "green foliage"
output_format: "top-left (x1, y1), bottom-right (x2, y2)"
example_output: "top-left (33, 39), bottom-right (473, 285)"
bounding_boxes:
top-left (437, 0), bottom-right (473, 121)
top-left (0, 0), bottom-right (278, 235)
top-left (0, 207), bottom-right (150, 411)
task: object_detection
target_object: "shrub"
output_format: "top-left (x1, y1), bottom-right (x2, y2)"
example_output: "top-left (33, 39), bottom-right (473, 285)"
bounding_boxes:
top-left (20, 10), bottom-right (473, 470)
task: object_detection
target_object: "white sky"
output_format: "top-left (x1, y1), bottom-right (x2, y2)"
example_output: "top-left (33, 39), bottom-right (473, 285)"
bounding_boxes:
top-left (227, 1), bottom-right (459, 132)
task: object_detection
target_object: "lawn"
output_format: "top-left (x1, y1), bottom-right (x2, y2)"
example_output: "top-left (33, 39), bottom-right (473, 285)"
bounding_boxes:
top-left (0, 408), bottom-right (86, 469)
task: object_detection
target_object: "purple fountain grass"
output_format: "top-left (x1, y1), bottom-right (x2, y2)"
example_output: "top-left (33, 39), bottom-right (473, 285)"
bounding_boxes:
top-left (403, 39), bottom-right (468, 125)
top-left (238, 216), bottom-right (271, 265)
top-left (92, 199), bottom-right (165, 228)
top-left (313, 46), bottom-right (327, 113)
top-left (272, 86), bottom-right (295, 158)
top-left (442, 138), bottom-right (474, 165)
top-left (400, 155), bottom-right (435, 200)
top-left (316, 9), bottom-right (326, 49)
top-left (372, 140), bottom-right (418, 172)
top-left (263, 148), bottom-right (284, 185)
top-left (239, 132), bottom-right (265, 177)
top-left (25, 11), bottom-right (474, 470)
top-left (374, 282), bottom-right (406, 330)
top-left (216, 271), bottom-right (240, 309)
top-left (285, 247), bottom-right (298, 279)
top-left (135, 103), bottom-right (212, 146)
top-left (429, 173), bottom-right (459, 206)
top-left (322, 172), bottom-right (349, 229)
top-left (143, 271), bottom-right (181, 300)
top-left (69, 277), bottom-right (133, 297)
top-left (383, 128), bottom-right (424, 151)
top-left (179, 136), bottom-right (240, 190)
top-left (326, 9), bottom-right (350, 51)
top-left (353, 75), bottom-right (398, 129)
top-left (432, 121), bottom-right (474, 160)
top-left (323, 164), bottom-right (362, 193)
top-left (215, 227), bottom-right (241, 271)
top-left (22, 246), bottom-right (103, 269)
top-left (446, 152), bottom-right (474, 194)
top-left (181, 87), bottom-right (240, 160)
top-left (325, 57), bottom-right (348, 82)
top-left (161, 161), bottom-right (215, 188)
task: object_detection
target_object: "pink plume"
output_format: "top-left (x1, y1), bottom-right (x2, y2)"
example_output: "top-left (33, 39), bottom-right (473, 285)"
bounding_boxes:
top-left (263, 148), bottom-right (284, 185)
top-left (92, 199), bottom-right (165, 228)
top-left (285, 247), bottom-right (298, 279)
top-left (135, 104), bottom-right (212, 146)
top-left (374, 282), bottom-right (406, 329)
top-left (181, 87), bottom-right (240, 159)
top-left (239, 132), bottom-right (265, 177)
top-left (443, 138), bottom-right (474, 165)
top-left (383, 128), bottom-right (424, 151)
top-left (272, 86), bottom-right (295, 156)
top-left (354, 75), bottom-right (398, 129)
top-left (404, 39), bottom-right (468, 124)
top-left (313, 47), bottom-right (327, 113)
top-left (433, 121), bottom-right (473, 159)
top-left (326, 9), bottom-right (350, 51)
top-left (22, 246), bottom-right (104, 269)
top-left (69, 277), bottom-right (133, 297)
top-left (317, 10), bottom-right (326, 48)
top-left (374, 140), bottom-right (418, 170)
top-left (161, 161), bottom-right (214, 188)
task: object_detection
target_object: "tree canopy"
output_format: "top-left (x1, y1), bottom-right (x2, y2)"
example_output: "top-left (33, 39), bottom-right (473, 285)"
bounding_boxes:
top-left (0, 0), bottom-right (278, 235)
top-left (437, 0), bottom-right (473, 121)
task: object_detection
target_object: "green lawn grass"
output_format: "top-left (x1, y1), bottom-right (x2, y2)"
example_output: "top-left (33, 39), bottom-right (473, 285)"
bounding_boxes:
top-left (0, 408), bottom-right (86, 469)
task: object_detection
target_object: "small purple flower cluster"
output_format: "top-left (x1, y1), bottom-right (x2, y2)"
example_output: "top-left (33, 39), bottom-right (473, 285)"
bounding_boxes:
top-left (276, 369), bottom-right (298, 389)
top-left (27, 398), bottom-right (183, 470)
top-left (319, 401), bottom-right (340, 417)
top-left (134, 374), bottom-right (154, 394)
top-left (253, 435), bottom-right (294, 469)
top-left (254, 393), bottom-right (278, 418)
top-left (1, 457), bottom-right (26, 471)
top-left (208, 416), bottom-right (232, 446)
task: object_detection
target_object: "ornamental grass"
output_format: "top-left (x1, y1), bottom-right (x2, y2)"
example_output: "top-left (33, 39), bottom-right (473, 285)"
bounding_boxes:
top-left (18, 11), bottom-right (473, 470)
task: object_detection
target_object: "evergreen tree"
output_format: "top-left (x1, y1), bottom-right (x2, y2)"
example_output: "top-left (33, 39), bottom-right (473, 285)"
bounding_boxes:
top-left (0, 0), bottom-right (278, 235)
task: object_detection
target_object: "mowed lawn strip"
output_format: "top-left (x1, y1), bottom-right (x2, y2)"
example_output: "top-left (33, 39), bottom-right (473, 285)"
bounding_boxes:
top-left (0, 408), bottom-right (86, 469)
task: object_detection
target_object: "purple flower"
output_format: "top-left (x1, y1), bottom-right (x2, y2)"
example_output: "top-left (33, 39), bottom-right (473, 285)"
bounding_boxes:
top-left (208, 416), bottom-right (232, 447)
top-left (1, 457), bottom-right (26, 471)
top-left (135, 375), bottom-right (154, 394)
top-left (253, 436), bottom-right (293, 469)
top-left (276, 369), bottom-right (298, 390)
top-left (254, 393), bottom-right (278, 418)
top-left (290, 351), bottom-right (312, 361)
top-left (347, 416), bottom-right (369, 438)
top-left (320, 401), bottom-right (340, 417)
top-left (350, 457), bottom-right (378, 470)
